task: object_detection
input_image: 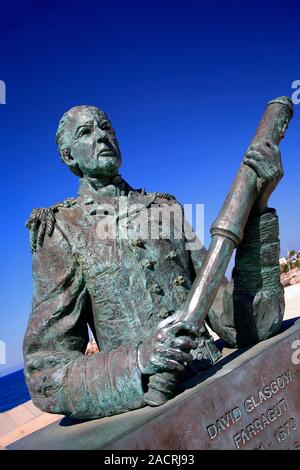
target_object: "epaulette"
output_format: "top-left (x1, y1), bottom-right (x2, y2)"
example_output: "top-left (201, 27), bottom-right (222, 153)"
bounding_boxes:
top-left (155, 192), bottom-right (176, 201)
top-left (135, 188), bottom-right (176, 201)
top-left (26, 197), bottom-right (78, 252)
top-left (26, 198), bottom-right (78, 228)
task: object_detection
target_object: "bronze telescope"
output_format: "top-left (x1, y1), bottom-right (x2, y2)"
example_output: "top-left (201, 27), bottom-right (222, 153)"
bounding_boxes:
top-left (144, 96), bottom-right (294, 407)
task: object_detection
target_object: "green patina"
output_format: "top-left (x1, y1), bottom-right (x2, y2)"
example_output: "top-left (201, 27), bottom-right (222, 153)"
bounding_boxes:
top-left (24, 100), bottom-right (292, 418)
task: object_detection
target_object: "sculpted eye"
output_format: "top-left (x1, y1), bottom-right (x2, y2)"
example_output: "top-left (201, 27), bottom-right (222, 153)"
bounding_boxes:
top-left (101, 121), bottom-right (111, 131)
top-left (80, 128), bottom-right (91, 137)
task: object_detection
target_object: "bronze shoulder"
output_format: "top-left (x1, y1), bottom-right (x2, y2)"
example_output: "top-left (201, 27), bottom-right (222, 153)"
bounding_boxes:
top-left (26, 197), bottom-right (78, 252)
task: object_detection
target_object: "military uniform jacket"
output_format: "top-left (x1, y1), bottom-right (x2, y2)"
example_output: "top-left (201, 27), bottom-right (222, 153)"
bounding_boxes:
top-left (24, 179), bottom-right (284, 419)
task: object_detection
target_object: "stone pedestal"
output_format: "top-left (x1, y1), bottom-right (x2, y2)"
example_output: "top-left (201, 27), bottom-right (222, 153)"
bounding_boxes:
top-left (9, 318), bottom-right (300, 450)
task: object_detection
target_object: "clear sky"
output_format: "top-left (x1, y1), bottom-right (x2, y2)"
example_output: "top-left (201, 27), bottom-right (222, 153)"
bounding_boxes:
top-left (0, 0), bottom-right (299, 373)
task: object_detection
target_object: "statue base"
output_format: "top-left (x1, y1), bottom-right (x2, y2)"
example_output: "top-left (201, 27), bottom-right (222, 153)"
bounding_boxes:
top-left (9, 318), bottom-right (300, 450)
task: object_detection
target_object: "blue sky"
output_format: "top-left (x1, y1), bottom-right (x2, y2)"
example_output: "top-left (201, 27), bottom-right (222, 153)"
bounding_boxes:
top-left (0, 0), bottom-right (299, 373)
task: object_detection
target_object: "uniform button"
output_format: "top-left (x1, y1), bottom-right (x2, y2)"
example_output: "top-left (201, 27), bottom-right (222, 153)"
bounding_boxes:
top-left (159, 231), bottom-right (169, 240)
top-left (173, 275), bottom-right (185, 286)
top-left (158, 308), bottom-right (174, 319)
top-left (142, 259), bottom-right (156, 270)
top-left (177, 291), bottom-right (187, 302)
top-left (125, 220), bottom-right (133, 228)
top-left (131, 237), bottom-right (144, 247)
top-left (165, 250), bottom-right (177, 260)
top-left (84, 197), bottom-right (94, 205)
top-left (151, 283), bottom-right (162, 294)
top-left (64, 199), bottom-right (76, 208)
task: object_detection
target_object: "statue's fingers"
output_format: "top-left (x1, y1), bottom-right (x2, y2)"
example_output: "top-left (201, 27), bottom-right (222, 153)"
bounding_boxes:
top-left (244, 151), bottom-right (272, 176)
top-left (148, 355), bottom-right (181, 374)
top-left (173, 336), bottom-right (198, 351)
top-left (264, 139), bottom-right (280, 154)
top-left (152, 356), bottom-right (184, 372)
top-left (37, 221), bottom-right (47, 247)
top-left (162, 348), bottom-right (193, 364)
top-left (246, 147), bottom-right (274, 167)
top-left (168, 321), bottom-right (198, 338)
top-left (243, 156), bottom-right (267, 178)
top-left (263, 159), bottom-right (282, 181)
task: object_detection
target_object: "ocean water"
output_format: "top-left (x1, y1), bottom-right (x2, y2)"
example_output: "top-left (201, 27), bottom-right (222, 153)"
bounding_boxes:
top-left (0, 369), bottom-right (31, 413)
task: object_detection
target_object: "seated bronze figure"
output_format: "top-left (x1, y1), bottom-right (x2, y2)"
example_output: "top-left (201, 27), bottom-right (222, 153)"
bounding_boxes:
top-left (24, 103), bottom-right (287, 419)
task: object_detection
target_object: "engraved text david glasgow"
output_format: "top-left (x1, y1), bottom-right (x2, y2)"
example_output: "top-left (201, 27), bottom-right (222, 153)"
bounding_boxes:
top-left (205, 370), bottom-right (298, 449)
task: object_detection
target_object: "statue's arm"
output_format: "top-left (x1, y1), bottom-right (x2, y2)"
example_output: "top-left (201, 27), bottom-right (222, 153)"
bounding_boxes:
top-left (189, 141), bottom-right (285, 347)
top-left (206, 209), bottom-right (284, 347)
top-left (208, 141), bottom-right (285, 347)
top-left (187, 208), bottom-right (283, 348)
top-left (24, 225), bottom-right (144, 419)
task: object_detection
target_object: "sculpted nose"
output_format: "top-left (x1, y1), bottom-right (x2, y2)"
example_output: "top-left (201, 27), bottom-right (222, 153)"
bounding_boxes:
top-left (96, 128), bottom-right (106, 143)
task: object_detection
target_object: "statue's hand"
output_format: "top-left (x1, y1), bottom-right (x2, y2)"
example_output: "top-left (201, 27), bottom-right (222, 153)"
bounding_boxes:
top-left (137, 315), bottom-right (197, 375)
top-left (26, 208), bottom-right (56, 252)
top-left (243, 139), bottom-right (283, 214)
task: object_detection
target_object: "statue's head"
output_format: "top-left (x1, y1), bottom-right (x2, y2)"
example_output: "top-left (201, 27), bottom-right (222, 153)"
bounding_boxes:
top-left (56, 105), bottom-right (122, 178)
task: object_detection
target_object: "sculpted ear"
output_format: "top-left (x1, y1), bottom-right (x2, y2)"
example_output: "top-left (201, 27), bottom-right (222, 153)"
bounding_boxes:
top-left (60, 148), bottom-right (83, 177)
top-left (61, 147), bottom-right (74, 165)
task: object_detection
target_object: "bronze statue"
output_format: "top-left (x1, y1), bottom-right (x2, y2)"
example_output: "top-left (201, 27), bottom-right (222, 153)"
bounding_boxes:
top-left (24, 99), bottom-right (292, 419)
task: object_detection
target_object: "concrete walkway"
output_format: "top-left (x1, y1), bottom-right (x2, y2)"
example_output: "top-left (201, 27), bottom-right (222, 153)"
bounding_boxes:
top-left (0, 400), bottom-right (62, 448)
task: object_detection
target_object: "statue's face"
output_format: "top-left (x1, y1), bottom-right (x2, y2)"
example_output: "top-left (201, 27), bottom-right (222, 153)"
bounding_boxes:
top-left (67, 108), bottom-right (122, 178)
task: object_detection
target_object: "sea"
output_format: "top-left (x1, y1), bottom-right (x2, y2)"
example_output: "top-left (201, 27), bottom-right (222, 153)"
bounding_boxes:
top-left (0, 369), bottom-right (31, 413)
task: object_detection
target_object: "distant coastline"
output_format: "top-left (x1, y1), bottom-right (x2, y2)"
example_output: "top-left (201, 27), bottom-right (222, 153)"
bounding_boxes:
top-left (0, 340), bottom-right (99, 413)
top-left (0, 363), bottom-right (24, 378)
top-left (0, 369), bottom-right (30, 413)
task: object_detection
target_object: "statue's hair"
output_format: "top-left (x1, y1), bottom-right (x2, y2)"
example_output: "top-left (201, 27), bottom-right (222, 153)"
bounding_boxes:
top-left (55, 105), bottom-right (108, 176)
